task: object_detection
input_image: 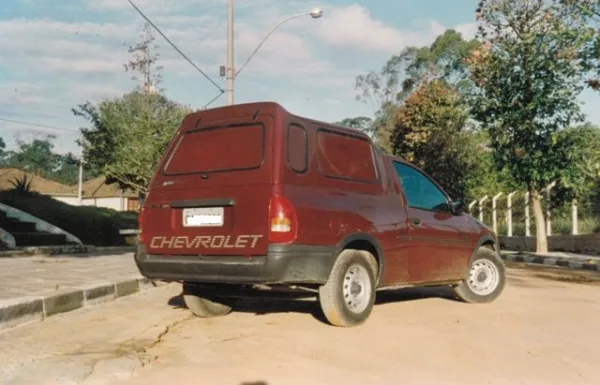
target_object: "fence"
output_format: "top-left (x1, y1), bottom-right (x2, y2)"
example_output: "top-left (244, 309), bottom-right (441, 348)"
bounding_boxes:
top-left (467, 181), bottom-right (599, 237)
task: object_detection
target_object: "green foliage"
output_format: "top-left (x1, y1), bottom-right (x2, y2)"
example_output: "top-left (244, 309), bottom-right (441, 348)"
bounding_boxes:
top-left (73, 23), bottom-right (191, 193)
top-left (334, 116), bottom-right (375, 137)
top-left (355, 28), bottom-right (482, 160)
top-left (559, 0), bottom-right (600, 90)
top-left (5, 135), bottom-right (62, 176)
top-left (469, 0), bottom-right (592, 194)
top-left (386, 80), bottom-right (473, 198)
top-left (0, 135), bottom-right (90, 185)
top-left (552, 123), bottom-right (600, 203)
top-left (356, 29), bottom-right (481, 107)
top-left (0, 191), bottom-right (138, 246)
top-left (8, 174), bottom-right (33, 195)
top-left (74, 91), bottom-right (192, 193)
top-left (462, 131), bottom-right (519, 202)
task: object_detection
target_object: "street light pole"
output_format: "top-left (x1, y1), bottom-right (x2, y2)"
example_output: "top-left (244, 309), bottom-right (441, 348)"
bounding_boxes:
top-left (226, 0), bottom-right (235, 105)
top-left (225, 3), bottom-right (323, 106)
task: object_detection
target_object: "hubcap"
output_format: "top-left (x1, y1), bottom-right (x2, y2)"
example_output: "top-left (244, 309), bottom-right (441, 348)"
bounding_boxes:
top-left (467, 258), bottom-right (500, 296)
top-left (342, 264), bottom-right (372, 314)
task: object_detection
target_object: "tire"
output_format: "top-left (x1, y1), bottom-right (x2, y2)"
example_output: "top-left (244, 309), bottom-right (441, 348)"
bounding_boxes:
top-left (453, 247), bottom-right (506, 304)
top-left (182, 283), bottom-right (233, 318)
top-left (318, 249), bottom-right (378, 327)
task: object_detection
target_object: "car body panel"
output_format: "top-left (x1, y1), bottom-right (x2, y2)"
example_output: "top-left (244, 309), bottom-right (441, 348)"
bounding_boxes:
top-left (136, 101), bottom-right (497, 288)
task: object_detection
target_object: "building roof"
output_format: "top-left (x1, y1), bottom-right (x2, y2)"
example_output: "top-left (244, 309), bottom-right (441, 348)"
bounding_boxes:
top-left (0, 168), bottom-right (76, 196)
top-left (80, 176), bottom-right (138, 198)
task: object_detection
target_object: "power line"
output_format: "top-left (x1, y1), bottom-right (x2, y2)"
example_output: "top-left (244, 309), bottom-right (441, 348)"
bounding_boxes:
top-left (202, 92), bottom-right (224, 110)
top-left (127, 0), bottom-right (225, 95)
top-left (0, 117), bottom-right (79, 134)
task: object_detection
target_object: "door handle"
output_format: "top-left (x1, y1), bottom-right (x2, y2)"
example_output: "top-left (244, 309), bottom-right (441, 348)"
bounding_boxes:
top-left (410, 218), bottom-right (422, 227)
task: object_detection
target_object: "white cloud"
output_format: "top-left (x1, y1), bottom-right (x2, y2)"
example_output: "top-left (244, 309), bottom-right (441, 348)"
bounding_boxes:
top-left (455, 22), bottom-right (477, 40)
top-left (315, 5), bottom-right (441, 53)
top-left (83, 0), bottom-right (206, 12)
top-left (2, 0), bottom-right (497, 155)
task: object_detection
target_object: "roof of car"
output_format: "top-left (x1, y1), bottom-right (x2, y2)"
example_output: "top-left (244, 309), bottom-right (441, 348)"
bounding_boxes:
top-left (198, 101), bottom-right (371, 140)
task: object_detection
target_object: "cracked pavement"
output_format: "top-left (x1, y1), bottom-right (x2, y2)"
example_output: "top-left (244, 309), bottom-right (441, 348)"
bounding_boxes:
top-left (0, 265), bottom-right (599, 385)
top-left (0, 284), bottom-right (188, 385)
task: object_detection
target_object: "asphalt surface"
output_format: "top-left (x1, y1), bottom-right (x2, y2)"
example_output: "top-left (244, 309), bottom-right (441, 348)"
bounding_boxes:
top-left (1, 263), bottom-right (599, 385)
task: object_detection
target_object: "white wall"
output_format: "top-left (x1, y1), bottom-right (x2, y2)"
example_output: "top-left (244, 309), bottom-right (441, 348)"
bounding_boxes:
top-left (52, 196), bottom-right (79, 205)
top-left (82, 197), bottom-right (124, 211)
top-left (50, 195), bottom-right (127, 211)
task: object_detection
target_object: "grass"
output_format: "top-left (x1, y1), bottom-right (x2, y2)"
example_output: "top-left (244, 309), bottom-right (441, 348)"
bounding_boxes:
top-left (0, 190), bottom-right (138, 246)
top-left (496, 217), bottom-right (600, 237)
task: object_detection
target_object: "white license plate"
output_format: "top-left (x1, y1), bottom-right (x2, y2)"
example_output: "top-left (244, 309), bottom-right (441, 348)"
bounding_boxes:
top-left (182, 207), bottom-right (224, 227)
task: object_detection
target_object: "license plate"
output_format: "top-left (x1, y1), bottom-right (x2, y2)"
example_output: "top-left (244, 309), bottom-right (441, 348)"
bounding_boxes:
top-left (182, 207), bottom-right (224, 227)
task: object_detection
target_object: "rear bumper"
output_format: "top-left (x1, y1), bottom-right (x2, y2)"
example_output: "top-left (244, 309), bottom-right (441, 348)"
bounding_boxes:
top-left (134, 243), bottom-right (337, 285)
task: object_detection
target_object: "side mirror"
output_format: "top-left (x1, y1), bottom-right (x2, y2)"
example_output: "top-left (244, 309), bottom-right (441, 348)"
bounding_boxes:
top-left (450, 200), bottom-right (466, 215)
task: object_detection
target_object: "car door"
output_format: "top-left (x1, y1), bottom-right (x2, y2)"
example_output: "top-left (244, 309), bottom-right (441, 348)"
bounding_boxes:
top-left (392, 161), bottom-right (473, 283)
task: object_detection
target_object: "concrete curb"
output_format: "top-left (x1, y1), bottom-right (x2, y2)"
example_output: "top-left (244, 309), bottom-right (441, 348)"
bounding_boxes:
top-left (0, 245), bottom-right (136, 258)
top-left (0, 276), bottom-right (166, 332)
top-left (501, 252), bottom-right (600, 272)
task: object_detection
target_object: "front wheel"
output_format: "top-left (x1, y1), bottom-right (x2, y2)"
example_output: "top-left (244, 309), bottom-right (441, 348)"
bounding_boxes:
top-left (318, 249), bottom-right (378, 327)
top-left (453, 247), bottom-right (506, 304)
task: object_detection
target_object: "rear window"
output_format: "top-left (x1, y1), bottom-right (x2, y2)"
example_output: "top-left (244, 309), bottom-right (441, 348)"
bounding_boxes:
top-left (316, 129), bottom-right (378, 183)
top-left (164, 123), bottom-right (265, 175)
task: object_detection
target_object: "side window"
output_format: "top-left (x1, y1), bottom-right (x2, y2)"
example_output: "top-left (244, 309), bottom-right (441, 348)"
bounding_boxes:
top-left (287, 123), bottom-right (308, 173)
top-left (393, 162), bottom-right (449, 212)
top-left (316, 129), bottom-right (378, 183)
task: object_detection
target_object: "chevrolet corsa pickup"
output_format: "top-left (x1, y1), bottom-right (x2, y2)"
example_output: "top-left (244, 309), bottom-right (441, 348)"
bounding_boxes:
top-left (134, 101), bottom-right (506, 327)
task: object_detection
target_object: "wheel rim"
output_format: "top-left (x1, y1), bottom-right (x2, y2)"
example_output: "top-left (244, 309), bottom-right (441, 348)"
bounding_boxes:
top-left (342, 264), bottom-right (372, 314)
top-left (467, 258), bottom-right (500, 296)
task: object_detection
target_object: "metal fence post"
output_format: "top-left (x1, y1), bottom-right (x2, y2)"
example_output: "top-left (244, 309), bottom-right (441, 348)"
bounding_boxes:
top-left (546, 181), bottom-right (556, 236)
top-left (524, 191), bottom-right (531, 237)
top-left (492, 192), bottom-right (503, 235)
top-left (479, 195), bottom-right (489, 223)
top-left (572, 199), bottom-right (578, 235)
top-left (507, 191), bottom-right (517, 237)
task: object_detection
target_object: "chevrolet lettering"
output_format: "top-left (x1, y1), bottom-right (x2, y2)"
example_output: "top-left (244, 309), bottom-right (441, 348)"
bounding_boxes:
top-left (150, 235), bottom-right (263, 249)
top-left (134, 101), bottom-right (506, 328)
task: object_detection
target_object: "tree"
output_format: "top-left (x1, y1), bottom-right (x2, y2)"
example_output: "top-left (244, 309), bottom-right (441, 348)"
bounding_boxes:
top-left (124, 22), bottom-right (164, 94)
top-left (5, 134), bottom-right (62, 177)
top-left (0, 137), bottom-right (6, 164)
top-left (469, 0), bottom-right (593, 252)
top-left (52, 152), bottom-right (89, 185)
top-left (334, 116), bottom-right (375, 138)
top-left (560, 0), bottom-right (600, 90)
top-left (73, 23), bottom-right (192, 192)
top-left (355, 29), bottom-right (481, 148)
top-left (1, 135), bottom-right (89, 185)
top-left (386, 79), bottom-right (475, 199)
top-left (552, 123), bottom-right (600, 209)
top-left (75, 91), bottom-right (191, 193)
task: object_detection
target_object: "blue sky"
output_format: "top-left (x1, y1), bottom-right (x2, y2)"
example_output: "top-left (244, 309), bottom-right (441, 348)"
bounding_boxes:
top-left (1, 0), bottom-right (599, 154)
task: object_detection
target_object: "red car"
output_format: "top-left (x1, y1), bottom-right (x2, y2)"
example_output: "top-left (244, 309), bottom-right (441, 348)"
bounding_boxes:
top-left (135, 102), bottom-right (506, 327)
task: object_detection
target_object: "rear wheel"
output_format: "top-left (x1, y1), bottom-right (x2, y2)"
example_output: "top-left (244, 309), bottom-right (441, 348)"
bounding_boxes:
top-left (182, 283), bottom-right (233, 318)
top-left (453, 247), bottom-right (506, 304)
top-left (318, 249), bottom-right (378, 327)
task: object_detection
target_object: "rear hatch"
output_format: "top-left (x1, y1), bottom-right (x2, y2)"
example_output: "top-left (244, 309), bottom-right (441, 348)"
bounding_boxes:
top-left (141, 115), bottom-right (275, 256)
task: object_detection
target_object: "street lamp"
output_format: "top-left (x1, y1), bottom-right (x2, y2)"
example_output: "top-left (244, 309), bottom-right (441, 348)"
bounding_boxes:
top-left (225, 1), bottom-right (323, 105)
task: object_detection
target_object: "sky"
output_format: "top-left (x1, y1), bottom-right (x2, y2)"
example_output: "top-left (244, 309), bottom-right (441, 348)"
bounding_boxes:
top-left (1, 0), bottom-right (600, 155)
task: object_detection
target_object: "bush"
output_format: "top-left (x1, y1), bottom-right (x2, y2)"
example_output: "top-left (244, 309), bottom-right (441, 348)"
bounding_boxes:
top-left (0, 191), bottom-right (138, 246)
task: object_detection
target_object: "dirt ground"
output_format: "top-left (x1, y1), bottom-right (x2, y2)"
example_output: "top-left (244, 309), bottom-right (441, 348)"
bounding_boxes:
top-left (1, 263), bottom-right (599, 385)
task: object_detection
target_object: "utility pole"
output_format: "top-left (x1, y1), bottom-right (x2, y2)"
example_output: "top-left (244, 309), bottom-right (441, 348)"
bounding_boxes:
top-left (77, 158), bottom-right (83, 206)
top-left (226, 0), bottom-right (235, 105)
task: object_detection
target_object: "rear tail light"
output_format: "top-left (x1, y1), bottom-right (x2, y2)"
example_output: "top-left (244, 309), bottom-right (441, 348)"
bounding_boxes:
top-left (269, 195), bottom-right (297, 243)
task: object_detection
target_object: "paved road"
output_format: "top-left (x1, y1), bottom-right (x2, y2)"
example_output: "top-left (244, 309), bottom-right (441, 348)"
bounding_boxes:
top-left (1, 263), bottom-right (599, 385)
